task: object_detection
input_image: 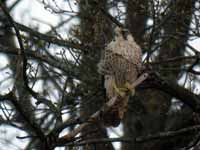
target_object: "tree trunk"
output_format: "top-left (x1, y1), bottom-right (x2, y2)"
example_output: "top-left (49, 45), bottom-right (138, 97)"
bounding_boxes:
top-left (123, 0), bottom-right (194, 150)
top-left (79, 0), bottom-right (114, 150)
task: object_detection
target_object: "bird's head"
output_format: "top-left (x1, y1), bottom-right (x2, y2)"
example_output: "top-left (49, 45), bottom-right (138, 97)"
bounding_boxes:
top-left (114, 27), bottom-right (129, 40)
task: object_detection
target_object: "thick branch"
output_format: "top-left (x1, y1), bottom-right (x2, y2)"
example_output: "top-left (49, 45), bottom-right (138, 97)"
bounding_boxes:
top-left (61, 124), bottom-right (200, 146)
top-left (0, 92), bottom-right (46, 142)
top-left (142, 73), bottom-right (200, 112)
top-left (15, 22), bottom-right (90, 52)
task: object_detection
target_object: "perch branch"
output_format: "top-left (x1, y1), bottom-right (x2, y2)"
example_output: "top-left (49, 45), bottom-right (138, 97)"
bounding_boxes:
top-left (55, 73), bottom-right (148, 146)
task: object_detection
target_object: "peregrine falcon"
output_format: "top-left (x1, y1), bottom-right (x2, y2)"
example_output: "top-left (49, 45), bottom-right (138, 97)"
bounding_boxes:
top-left (98, 27), bottom-right (142, 126)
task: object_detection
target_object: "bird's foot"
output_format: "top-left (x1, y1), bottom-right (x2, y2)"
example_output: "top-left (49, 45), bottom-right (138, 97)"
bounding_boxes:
top-left (113, 82), bottom-right (126, 97)
top-left (124, 82), bottom-right (135, 96)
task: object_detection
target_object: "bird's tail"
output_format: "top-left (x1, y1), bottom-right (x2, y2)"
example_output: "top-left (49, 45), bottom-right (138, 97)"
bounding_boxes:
top-left (102, 96), bottom-right (129, 127)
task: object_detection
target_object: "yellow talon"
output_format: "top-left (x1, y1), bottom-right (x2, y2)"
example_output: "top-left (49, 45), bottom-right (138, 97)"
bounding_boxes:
top-left (112, 81), bottom-right (135, 97)
top-left (124, 82), bottom-right (132, 91)
top-left (124, 82), bottom-right (135, 96)
top-left (112, 82), bottom-right (126, 97)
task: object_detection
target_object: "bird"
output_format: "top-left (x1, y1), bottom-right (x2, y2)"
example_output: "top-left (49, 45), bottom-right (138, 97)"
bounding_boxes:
top-left (98, 27), bottom-right (142, 126)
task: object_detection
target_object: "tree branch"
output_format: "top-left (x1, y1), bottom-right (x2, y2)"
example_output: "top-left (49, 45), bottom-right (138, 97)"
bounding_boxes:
top-left (0, 92), bottom-right (46, 143)
top-left (15, 22), bottom-right (90, 52)
top-left (63, 124), bottom-right (200, 147)
top-left (55, 73), bottom-right (148, 146)
top-left (142, 73), bottom-right (200, 112)
top-left (0, 44), bottom-right (80, 78)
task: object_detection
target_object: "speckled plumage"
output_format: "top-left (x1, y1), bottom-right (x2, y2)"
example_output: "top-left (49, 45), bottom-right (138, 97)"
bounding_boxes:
top-left (98, 27), bottom-right (142, 126)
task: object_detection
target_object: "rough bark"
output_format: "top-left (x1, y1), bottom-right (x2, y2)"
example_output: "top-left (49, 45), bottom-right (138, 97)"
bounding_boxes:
top-left (123, 0), bottom-right (195, 150)
top-left (79, 0), bottom-right (114, 150)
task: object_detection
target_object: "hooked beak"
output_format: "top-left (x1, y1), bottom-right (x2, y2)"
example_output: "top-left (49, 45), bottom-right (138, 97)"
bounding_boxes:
top-left (121, 28), bottom-right (129, 40)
